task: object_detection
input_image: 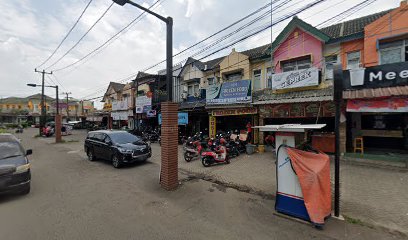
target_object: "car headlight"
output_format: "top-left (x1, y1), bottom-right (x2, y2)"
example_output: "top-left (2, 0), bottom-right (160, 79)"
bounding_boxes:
top-left (15, 163), bottom-right (30, 174)
top-left (118, 148), bottom-right (132, 154)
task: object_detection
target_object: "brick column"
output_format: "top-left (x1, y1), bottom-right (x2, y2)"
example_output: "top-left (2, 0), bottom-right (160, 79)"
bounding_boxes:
top-left (55, 114), bottom-right (62, 143)
top-left (160, 102), bottom-right (179, 191)
top-left (258, 116), bottom-right (264, 145)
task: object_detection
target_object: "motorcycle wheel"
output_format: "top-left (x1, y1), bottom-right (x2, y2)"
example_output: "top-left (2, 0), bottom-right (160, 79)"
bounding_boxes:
top-left (202, 157), bottom-right (211, 167)
top-left (184, 152), bottom-right (193, 162)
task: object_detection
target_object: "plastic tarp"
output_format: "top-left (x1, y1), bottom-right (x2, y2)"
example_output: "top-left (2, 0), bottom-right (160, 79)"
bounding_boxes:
top-left (286, 147), bottom-right (331, 225)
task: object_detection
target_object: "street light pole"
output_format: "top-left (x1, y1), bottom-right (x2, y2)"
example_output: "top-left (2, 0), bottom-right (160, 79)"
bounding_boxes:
top-left (34, 69), bottom-right (52, 136)
top-left (113, 0), bottom-right (178, 191)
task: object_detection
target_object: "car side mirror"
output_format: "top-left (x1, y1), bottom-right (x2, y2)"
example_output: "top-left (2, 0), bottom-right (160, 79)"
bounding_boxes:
top-left (26, 149), bottom-right (33, 155)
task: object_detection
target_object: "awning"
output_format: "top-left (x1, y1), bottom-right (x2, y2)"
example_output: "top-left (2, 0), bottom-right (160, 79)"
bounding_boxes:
top-left (254, 124), bottom-right (326, 132)
top-left (346, 97), bottom-right (408, 112)
top-left (343, 86), bottom-right (408, 99)
top-left (253, 86), bottom-right (333, 105)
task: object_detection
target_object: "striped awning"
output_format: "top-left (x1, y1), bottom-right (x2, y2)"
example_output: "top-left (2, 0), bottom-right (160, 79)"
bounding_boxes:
top-left (343, 86), bottom-right (408, 99)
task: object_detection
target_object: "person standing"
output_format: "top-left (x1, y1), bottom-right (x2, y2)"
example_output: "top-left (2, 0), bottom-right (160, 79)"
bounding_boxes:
top-left (246, 121), bottom-right (252, 144)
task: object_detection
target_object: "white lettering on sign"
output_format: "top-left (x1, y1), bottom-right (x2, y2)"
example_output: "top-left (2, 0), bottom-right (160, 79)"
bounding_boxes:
top-left (400, 70), bottom-right (408, 78)
top-left (369, 71), bottom-right (382, 81)
top-left (385, 72), bottom-right (396, 80)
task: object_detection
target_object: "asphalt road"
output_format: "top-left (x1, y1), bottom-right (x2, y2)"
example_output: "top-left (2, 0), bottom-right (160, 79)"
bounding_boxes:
top-left (0, 128), bottom-right (404, 240)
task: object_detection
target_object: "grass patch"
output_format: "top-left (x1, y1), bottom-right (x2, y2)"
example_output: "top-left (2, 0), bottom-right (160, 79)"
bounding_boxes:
top-left (343, 215), bottom-right (374, 229)
top-left (0, 129), bottom-right (10, 134)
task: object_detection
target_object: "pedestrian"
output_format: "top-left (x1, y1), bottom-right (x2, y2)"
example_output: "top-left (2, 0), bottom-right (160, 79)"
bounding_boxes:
top-left (246, 121), bottom-right (252, 143)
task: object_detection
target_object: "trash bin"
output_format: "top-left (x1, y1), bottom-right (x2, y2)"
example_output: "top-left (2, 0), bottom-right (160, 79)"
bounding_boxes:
top-left (246, 144), bottom-right (256, 155)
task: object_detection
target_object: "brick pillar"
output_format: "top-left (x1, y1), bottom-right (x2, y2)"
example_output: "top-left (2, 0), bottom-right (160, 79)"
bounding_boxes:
top-left (258, 117), bottom-right (264, 145)
top-left (55, 114), bottom-right (62, 143)
top-left (160, 102), bottom-right (178, 191)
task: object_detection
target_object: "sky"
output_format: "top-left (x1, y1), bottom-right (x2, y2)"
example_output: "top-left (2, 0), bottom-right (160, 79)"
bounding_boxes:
top-left (0, 0), bottom-right (401, 108)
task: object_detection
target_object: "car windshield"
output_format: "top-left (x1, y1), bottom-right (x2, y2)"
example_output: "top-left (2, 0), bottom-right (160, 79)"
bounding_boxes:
top-left (0, 142), bottom-right (24, 160)
top-left (109, 132), bottom-right (142, 144)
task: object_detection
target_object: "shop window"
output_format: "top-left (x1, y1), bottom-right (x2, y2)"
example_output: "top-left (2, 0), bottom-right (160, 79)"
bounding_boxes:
top-left (266, 67), bottom-right (273, 88)
top-left (187, 83), bottom-right (199, 97)
top-left (281, 56), bottom-right (311, 72)
top-left (225, 72), bottom-right (242, 81)
top-left (346, 51), bottom-right (361, 69)
top-left (253, 69), bottom-right (262, 91)
top-left (379, 39), bottom-right (408, 64)
top-left (324, 55), bottom-right (338, 79)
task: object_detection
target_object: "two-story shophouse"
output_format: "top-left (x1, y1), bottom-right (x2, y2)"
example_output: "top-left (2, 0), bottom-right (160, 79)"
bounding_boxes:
top-left (102, 81), bottom-right (125, 129)
top-left (342, 1), bottom-right (408, 153)
top-left (251, 7), bottom-right (395, 153)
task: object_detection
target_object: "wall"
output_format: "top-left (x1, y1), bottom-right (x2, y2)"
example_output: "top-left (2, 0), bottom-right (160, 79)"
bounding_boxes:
top-left (219, 49), bottom-right (250, 81)
top-left (340, 39), bottom-right (364, 70)
top-left (364, 3), bottom-right (408, 67)
top-left (273, 27), bottom-right (324, 73)
top-left (250, 59), bottom-right (272, 90)
top-left (181, 64), bottom-right (204, 82)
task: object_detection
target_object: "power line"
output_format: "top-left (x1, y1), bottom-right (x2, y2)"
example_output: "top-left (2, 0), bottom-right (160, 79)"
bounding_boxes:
top-left (45, 2), bottom-right (114, 70)
top-left (79, 1), bottom-right (290, 98)
top-left (51, 0), bottom-right (163, 73)
top-left (36, 0), bottom-right (93, 69)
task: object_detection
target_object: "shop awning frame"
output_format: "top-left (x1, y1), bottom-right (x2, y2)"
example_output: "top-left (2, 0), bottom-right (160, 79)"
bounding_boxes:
top-left (254, 124), bottom-right (326, 132)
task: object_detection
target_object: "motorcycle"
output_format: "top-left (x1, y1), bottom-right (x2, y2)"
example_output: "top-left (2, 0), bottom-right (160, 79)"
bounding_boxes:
top-left (201, 139), bottom-right (230, 167)
top-left (184, 140), bottom-right (203, 162)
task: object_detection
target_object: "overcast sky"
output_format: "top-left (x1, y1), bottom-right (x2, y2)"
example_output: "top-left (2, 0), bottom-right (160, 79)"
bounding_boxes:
top-left (0, 0), bottom-right (401, 107)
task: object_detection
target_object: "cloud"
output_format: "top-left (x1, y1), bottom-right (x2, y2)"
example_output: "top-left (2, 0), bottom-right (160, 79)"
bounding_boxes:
top-left (0, 0), bottom-right (403, 105)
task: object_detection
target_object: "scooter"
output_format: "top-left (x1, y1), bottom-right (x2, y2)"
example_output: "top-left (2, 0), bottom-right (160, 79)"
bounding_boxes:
top-left (201, 142), bottom-right (230, 167)
top-left (184, 140), bottom-right (203, 162)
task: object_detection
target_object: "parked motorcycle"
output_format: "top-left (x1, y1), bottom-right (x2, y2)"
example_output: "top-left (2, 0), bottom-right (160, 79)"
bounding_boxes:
top-left (184, 140), bottom-right (203, 162)
top-left (201, 138), bottom-right (230, 167)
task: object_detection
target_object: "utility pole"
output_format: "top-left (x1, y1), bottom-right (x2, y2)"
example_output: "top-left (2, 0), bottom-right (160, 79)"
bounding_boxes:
top-left (62, 92), bottom-right (72, 122)
top-left (34, 69), bottom-right (52, 136)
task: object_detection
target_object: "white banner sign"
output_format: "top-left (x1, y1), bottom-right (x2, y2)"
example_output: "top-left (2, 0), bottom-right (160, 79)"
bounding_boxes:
top-left (112, 100), bottom-right (128, 111)
top-left (111, 111), bottom-right (128, 120)
top-left (136, 96), bottom-right (152, 113)
top-left (272, 67), bottom-right (319, 90)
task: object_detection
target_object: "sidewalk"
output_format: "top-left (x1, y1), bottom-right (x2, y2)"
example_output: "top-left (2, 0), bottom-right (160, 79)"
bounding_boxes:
top-left (39, 129), bottom-right (408, 236)
top-left (149, 144), bottom-right (408, 236)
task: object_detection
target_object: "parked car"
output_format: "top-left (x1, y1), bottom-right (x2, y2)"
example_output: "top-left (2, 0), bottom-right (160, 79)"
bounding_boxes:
top-left (0, 134), bottom-right (32, 195)
top-left (84, 130), bottom-right (151, 168)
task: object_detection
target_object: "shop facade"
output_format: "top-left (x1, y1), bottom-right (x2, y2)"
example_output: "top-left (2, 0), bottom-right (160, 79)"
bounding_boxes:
top-left (343, 62), bottom-right (408, 152)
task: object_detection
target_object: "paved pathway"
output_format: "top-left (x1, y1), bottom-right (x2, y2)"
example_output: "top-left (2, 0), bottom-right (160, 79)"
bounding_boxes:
top-left (42, 129), bottom-right (408, 236)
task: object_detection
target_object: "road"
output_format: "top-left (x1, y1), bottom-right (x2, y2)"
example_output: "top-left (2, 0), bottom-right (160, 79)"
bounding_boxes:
top-left (0, 128), bottom-right (404, 240)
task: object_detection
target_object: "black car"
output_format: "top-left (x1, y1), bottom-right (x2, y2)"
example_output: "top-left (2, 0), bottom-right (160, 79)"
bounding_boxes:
top-left (0, 134), bottom-right (32, 195)
top-left (84, 130), bottom-right (152, 168)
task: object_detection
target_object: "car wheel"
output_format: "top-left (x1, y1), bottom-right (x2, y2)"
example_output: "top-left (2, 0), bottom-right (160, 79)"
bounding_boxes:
top-left (87, 149), bottom-right (96, 161)
top-left (112, 154), bottom-right (122, 168)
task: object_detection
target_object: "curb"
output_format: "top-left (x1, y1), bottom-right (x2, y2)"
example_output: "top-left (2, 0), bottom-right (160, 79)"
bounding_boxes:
top-left (341, 157), bottom-right (408, 172)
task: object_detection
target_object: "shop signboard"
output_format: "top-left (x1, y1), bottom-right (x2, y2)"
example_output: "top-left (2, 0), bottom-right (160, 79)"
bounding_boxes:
top-left (209, 116), bottom-right (216, 138)
top-left (158, 112), bottom-right (188, 125)
top-left (111, 111), bottom-right (128, 120)
top-left (211, 107), bottom-right (257, 116)
top-left (259, 102), bottom-right (335, 118)
top-left (136, 96), bottom-right (152, 113)
top-left (206, 80), bottom-right (252, 105)
top-left (343, 62), bottom-right (408, 89)
top-left (112, 100), bottom-right (128, 111)
top-left (346, 97), bottom-right (408, 112)
top-left (146, 110), bottom-right (156, 118)
top-left (272, 67), bottom-right (319, 90)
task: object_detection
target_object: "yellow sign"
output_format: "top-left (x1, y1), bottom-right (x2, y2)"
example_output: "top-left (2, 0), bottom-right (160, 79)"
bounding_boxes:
top-left (209, 116), bottom-right (216, 138)
top-left (212, 107), bottom-right (257, 117)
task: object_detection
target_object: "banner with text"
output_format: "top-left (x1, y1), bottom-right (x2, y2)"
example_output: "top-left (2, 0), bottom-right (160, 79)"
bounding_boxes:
top-left (136, 96), bottom-right (152, 113)
top-left (206, 80), bottom-right (252, 105)
top-left (272, 67), bottom-right (319, 90)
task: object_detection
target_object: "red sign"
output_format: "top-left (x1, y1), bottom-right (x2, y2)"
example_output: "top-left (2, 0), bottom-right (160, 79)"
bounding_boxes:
top-left (347, 97), bottom-right (408, 112)
top-left (212, 107), bottom-right (257, 116)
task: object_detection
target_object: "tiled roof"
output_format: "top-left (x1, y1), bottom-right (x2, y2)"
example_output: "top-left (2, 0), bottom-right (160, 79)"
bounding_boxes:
top-left (253, 86), bottom-right (333, 104)
top-left (241, 44), bottom-right (270, 59)
top-left (320, 9), bottom-right (393, 40)
top-left (109, 82), bottom-right (125, 92)
top-left (0, 97), bottom-right (27, 104)
top-left (203, 56), bottom-right (224, 70)
top-left (343, 86), bottom-right (408, 99)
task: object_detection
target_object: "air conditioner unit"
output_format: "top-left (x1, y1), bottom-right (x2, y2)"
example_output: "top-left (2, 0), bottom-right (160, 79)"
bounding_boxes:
top-left (181, 93), bottom-right (188, 99)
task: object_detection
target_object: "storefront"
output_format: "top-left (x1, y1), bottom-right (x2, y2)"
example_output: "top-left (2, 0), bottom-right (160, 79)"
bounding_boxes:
top-left (343, 62), bottom-right (408, 152)
top-left (206, 79), bottom-right (256, 141)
